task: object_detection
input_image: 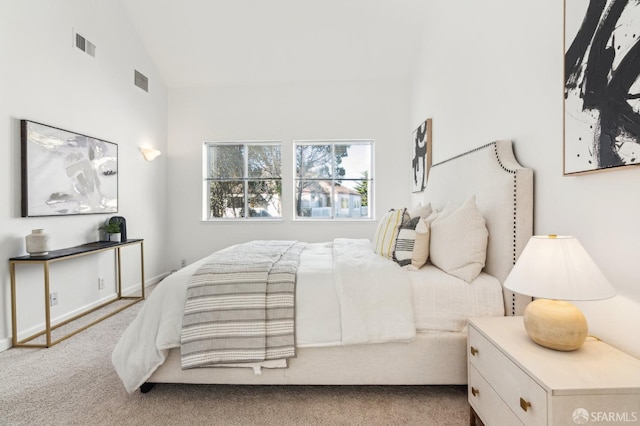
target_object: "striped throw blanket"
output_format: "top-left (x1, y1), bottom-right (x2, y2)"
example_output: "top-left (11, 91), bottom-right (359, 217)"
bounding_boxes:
top-left (180, 241), bottom-right (306, 369)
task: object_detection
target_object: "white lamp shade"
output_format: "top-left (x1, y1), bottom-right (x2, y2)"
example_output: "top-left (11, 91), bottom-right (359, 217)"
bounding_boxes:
top-left (504, 235), bottom-right (616, 301)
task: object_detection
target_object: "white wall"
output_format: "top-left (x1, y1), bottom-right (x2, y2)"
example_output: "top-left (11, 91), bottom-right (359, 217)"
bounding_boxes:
top-left (410, 0), bottom-right (640, 358)
top-left (0, 0), bottom-right (168, 349)
top-left (166, 81), bottom-right (410, 268)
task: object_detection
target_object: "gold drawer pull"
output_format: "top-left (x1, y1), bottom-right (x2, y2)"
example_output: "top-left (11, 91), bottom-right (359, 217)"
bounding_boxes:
top-left (471, 387), bottom-right (479, 397)
top-left (520, 397), bottom-right (531, 412)
top-left (470, 346), bottom-right (479, 356)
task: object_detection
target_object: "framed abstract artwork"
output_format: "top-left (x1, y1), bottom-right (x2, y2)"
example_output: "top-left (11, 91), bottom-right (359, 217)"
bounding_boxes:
top-left (21, 120), bottom-right (118, 217)
top-left (564, 0), bottom-right (640, 175)
top-left (411, 118), bottom-right (432, 192)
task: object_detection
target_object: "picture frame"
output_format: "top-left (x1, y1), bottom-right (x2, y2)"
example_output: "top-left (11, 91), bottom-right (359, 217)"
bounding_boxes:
top-left (564, 0), bottom-right (640, 175)
top-left (411, 118), bottom-right (432, 192)
top-left (21, 120), bottom-right (118, 217)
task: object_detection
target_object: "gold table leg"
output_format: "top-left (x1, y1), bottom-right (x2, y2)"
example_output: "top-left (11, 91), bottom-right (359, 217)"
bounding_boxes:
top-left (44, 262), bottom-right (52, 347)
top-left (10, 261), bottom-right (17, 347)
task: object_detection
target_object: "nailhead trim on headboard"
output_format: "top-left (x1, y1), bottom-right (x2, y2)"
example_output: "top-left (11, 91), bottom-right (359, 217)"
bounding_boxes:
top-left (431, 142), bottom-right (495, 167)
top-left (492, 143), bottom-right (519, 315)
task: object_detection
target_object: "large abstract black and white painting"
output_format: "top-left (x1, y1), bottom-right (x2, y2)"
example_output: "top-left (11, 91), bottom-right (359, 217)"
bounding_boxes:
top-left (21, 120), bottom-right (118, 217)
top-left (564, 0), bottom-right (640, 174)
top-left (411, 118), bottom-right (432, 192)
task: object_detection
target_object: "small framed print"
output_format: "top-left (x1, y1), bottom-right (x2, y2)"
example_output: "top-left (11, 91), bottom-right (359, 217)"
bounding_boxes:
top-left (411, 118), bottom-right (432, 192)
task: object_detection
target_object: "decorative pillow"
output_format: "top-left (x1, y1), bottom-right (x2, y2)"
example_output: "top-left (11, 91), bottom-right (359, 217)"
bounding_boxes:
top-left (408, 203), bottom-right (432, 220)
top-left (410, 210), bottom-right (440, 269)
top-left (429, 195), bottom-right (488, 282)
top-left (373, 209), bottom-right (409, 259)
top-left (393, 216), bottom-right (421, 266)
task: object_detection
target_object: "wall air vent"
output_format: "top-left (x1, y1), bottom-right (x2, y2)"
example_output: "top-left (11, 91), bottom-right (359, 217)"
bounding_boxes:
top-left (134, 70), bottom-right (149, 92)
top-left (75, 32), bottom-right (96, 57)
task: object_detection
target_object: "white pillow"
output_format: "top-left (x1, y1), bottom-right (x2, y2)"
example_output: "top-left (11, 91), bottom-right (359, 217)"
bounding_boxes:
top-left (408, 203), bottom-right (432, 219)
top-left (373, 209), bottom-right (408, 259)
top-left (409, 210), bottom-right (440, 269)
top-left (409, 219), bottom-right (430, 269)
top-left (429, 195), bottom-right (488, 282)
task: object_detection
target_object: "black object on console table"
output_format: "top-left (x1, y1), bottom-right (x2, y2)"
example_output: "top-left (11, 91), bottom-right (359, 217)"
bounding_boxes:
top-left (109, 216), bottom-right (127, 241)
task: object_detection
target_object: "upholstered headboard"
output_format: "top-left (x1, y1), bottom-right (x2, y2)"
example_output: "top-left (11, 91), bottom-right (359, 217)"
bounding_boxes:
top-left (422, 140), bottom-right (533, 316)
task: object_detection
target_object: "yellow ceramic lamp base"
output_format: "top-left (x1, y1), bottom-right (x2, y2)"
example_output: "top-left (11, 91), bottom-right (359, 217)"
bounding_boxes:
top-left (523, 299), bottom-right (588, 351)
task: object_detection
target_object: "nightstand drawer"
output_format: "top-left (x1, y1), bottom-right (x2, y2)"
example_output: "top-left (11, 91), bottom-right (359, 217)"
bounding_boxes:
top-left (469, 325), bottom-right (547, 426)
top-left (469, 365), bottom-right (524, 426)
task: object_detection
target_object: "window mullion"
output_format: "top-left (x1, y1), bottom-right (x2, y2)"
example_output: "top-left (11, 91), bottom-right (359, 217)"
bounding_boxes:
top-left (244, 144), bottom-right (249, 219)
top-left (331, 144), bottom-right (336, 219)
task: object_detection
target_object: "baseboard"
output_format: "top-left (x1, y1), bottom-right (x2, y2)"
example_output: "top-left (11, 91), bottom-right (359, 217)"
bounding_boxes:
top-left (120, 272), bottom-right (168, 296)
top-left (0, 337), bottom-right (11, 352)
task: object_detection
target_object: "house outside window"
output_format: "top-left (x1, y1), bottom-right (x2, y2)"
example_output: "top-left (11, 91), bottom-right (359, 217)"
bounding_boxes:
top-left (203, 142), bottom-right (282, 220)
top-left (294, 140), bottom-right (373, 220)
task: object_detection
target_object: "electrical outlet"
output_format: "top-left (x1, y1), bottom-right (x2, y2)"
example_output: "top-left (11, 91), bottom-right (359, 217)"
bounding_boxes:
top-left (50, 292), bottom-right (58, 307)
top-left (98, 277), bottom-right (105, 290)
top-left (181, 259), bottom-right (187, 268)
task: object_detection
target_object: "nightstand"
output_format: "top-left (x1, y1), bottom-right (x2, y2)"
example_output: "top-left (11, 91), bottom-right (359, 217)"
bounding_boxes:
top-left (467, 316), bottom-right (640, 426)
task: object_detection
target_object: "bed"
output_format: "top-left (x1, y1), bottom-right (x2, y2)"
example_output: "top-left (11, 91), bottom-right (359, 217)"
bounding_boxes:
top-left (112, 140), bottom-right (533, 393)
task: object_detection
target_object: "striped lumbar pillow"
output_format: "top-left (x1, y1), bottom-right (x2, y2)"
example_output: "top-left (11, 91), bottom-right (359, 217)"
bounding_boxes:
top-left (393, 216), bottom-right (421, 266)
top-left (373, 208), bottom-right (408, 259)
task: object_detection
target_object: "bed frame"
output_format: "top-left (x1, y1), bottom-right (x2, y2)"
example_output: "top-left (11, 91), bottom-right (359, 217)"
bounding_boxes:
top-left (142, 140), bottom-right (533, 390)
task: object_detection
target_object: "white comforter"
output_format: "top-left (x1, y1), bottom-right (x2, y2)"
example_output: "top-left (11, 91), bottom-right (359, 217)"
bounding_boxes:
top-left (112, 239), bottom-right (415, 393)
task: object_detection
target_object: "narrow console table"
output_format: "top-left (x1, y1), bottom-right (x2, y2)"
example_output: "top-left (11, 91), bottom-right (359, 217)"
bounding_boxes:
top-left (9, 239), bottom-right (144, 348)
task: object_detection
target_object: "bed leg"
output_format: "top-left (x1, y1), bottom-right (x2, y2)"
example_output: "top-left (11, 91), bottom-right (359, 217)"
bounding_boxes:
top-left (469, 406), bottom-right (484, 426)
top-left (140, 382), bottom-right (156, 393)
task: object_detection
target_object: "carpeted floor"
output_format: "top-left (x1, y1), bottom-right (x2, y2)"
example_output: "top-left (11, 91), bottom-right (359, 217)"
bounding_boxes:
top-left (0, 293), bottom-right (471, 425)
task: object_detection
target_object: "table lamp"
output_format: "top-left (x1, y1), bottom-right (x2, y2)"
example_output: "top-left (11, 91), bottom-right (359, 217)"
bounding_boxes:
top-left (503, 235), bottom-right (616, 351)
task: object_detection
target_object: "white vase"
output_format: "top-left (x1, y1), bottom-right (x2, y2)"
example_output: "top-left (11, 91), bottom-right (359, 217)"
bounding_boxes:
top-left (26, 229), bottom-right (51, 255)
top-left (109, 232), bottom-right (121, 242)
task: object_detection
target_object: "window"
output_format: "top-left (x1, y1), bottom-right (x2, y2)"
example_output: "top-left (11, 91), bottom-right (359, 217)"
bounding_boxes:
top-left (294, 140), bottom-right (373, 220)
top-left (203, 142), bottom-right (282, 219)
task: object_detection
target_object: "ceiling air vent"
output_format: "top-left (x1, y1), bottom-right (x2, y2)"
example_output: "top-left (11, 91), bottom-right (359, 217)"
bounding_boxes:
top-left (75, 32), bottom-right (96, 57)
top-left (134, 70), bottom-right (149, 92)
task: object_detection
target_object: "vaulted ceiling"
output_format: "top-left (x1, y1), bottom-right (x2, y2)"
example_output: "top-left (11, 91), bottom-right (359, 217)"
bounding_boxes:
top-left (121, 0), bottom-right (429, 88)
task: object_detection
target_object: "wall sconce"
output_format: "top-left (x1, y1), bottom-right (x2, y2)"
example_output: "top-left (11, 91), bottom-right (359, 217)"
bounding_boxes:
top-left (140, 147), bottom-right (161, 162)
